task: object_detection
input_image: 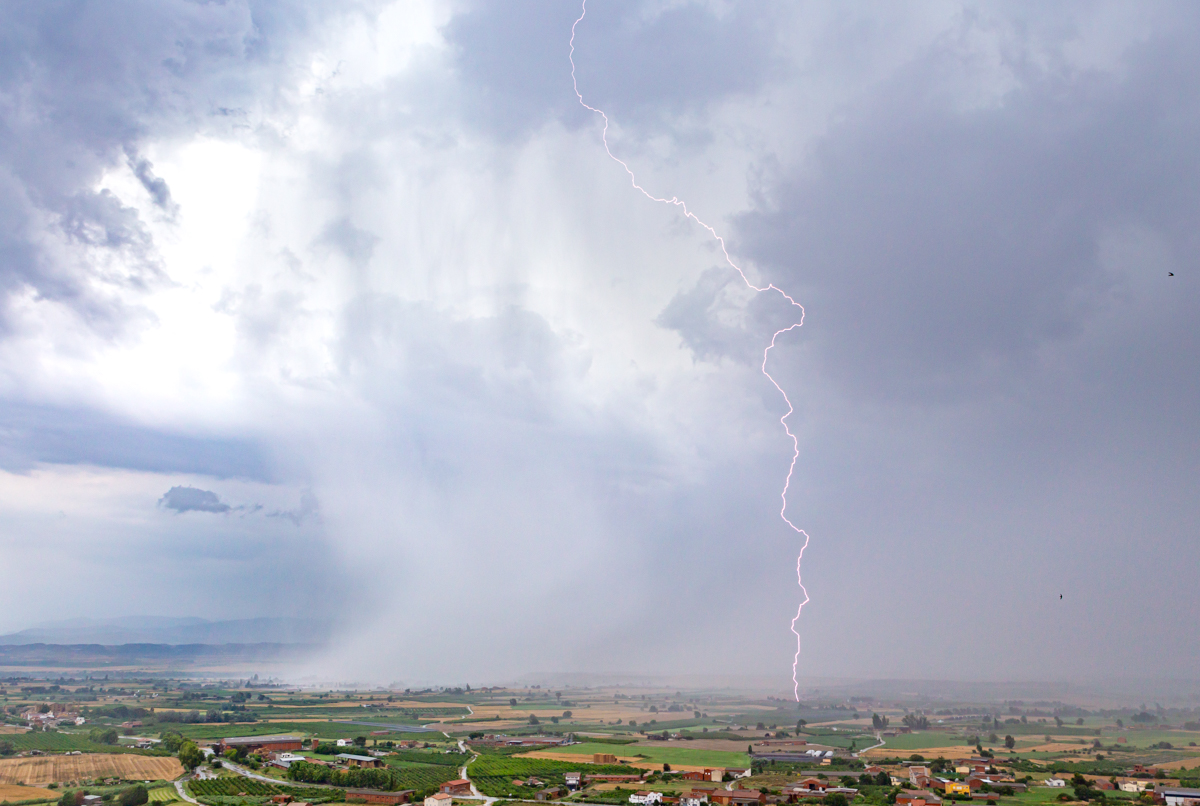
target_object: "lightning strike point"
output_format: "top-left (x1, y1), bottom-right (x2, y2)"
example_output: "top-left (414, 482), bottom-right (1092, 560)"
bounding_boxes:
top-left (570, 0), bottom-right (811, 701)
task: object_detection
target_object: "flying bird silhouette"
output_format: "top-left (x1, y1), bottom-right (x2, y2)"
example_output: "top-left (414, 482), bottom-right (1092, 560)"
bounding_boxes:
top-left (1060, 594), bottom-right (1063, 599)
top-left (1169, 272), bottom-right (1174, 276)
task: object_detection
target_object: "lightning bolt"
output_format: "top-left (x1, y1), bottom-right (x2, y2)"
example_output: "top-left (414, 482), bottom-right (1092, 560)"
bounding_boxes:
top-left (570, 0), bottom-right (811, 701)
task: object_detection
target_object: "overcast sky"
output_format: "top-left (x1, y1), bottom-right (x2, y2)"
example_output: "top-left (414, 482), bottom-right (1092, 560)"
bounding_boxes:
top-left (1, 0), bottom-right (1197, 688)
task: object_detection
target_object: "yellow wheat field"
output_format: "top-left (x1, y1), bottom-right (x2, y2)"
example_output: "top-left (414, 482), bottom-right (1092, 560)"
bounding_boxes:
top-left (0, 784), bottom-right (57, 803)
top-left (0, 754), bottom-right (183, 785)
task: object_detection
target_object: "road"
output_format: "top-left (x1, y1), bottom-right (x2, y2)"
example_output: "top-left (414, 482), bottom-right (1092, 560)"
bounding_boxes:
top-left (174, 779), bottom-right (201, 805)
top-left (454, 736), bottom-right (495, 805)
top-left (857, 733), bottom-right (885, 755)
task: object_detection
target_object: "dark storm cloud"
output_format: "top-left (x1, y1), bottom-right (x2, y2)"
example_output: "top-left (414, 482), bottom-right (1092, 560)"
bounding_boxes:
top-left (159, 485), bottom-right (231, 514)
top-left (0, 0), bottom-right (375, 333)
top-left (0, 401), bottom-right (273, 480)
top-left (443, 0), bottom-right (782, 140)
top-left (682, 7), bottom-right (1200, 677)
top-left (127, 152), bottom-right (179, 216)
top-left (735, 20), bottom-right (1200, 404)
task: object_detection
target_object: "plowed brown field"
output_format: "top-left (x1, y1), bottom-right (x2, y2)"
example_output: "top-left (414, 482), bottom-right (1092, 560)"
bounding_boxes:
top-left (0, 754), bottom-right (183, 785)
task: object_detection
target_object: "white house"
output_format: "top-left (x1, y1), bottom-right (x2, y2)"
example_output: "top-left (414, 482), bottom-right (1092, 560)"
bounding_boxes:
top-left (681, 795), bottom-right (709, 806)
top-left (629, 793), bottom-right (663, 805)
top-left (1045, 779), bottom-right (1066, 788)
top-left (425, 794), bottom-right (453, 806)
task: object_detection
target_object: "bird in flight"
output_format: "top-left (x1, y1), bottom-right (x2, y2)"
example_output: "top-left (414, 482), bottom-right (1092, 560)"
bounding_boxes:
top-left (1060, 594), bottom-right (1063, 599)
top-left (1169, 272), bottom-right (1175, 276)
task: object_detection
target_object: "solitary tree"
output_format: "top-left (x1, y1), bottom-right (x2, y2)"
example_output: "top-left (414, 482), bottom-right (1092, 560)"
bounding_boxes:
top-left (1004, 736), bottom-right (1016, 750)
top-left (177, 741), bottom-right (203, 771)
top-left (118, 785), bottom-right (149, 806)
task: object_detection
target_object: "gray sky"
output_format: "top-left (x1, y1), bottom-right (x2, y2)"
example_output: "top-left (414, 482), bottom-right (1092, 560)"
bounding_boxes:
top-left (0, 0), bottom-right (1197, 687)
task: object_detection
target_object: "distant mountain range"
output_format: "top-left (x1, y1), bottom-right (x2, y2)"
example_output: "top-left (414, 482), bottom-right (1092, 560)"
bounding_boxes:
top-left (0, 616), bottom-right (331, 646)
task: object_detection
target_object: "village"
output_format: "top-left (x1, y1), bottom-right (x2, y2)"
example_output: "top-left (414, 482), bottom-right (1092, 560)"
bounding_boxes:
top-left (1, 682), bottom-right (1199, 806)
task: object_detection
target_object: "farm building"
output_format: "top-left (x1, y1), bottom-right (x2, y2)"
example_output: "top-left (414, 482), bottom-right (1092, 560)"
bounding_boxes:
top-left (440, 780), bottom-right (472, 796)
top-left (785, 779), bottom-right (828, 794)
top-left (346, 789), bottom-right (413, 804)
top-left (217, 735), bottom-right (305, 754)
top-left (337, 754), bottom-right (383, 768)
top-left (896, 792), bottom-right (941, 806)
top-left (424, 794), bottom-right (452, 806)
top-left (1159, 788), bottom-right (1200, 806)
top-left (564, 772), bottom-right (582, 790)
top-left (629, 793), bottom-right (663, 805)
top-left (536, 788), bottom-right (564, 801)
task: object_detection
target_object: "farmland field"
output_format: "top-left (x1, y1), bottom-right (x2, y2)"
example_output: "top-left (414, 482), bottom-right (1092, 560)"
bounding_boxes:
top-left (520, 744), bottom-right (749, 769)
top-left (0, 754), bottom-right (183, 785)
top-left (862, 732), bottom-right (963, 751)
top-left (187, 778), bottom-right (336, 803)
top-left (148, 786), bottom-right (181, 803)
top-left (170, 722), bottom-right (452, 743)
top-left (0, 784), bottom-right (56, 803)
top-left (3, 732), bottom-right (151, 755)
top-left (469, 753), bottom-right (636, 798)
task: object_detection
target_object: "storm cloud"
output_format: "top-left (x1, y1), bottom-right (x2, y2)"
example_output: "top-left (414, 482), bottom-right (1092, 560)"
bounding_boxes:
top-left (0, 0), bottom-right (1196, 686)
top-left (159, 486), bottom-right (231, 514)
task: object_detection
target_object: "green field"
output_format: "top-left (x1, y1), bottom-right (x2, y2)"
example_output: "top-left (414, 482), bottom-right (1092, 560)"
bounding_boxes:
top-left (148, 787), bottom-right (182, 803)
top-left (2, 731), bottom-right (162, 755)
top-left (186, 779), bottom-right (338, 804)
top-left (469, 754), bottom-right (635, 798)
top-left (1009, 787), bottom-right (1139, 806)
top-left (872, 733), bottom-right (964, 751)
top-left (166, 721), bottom-right (437, 741)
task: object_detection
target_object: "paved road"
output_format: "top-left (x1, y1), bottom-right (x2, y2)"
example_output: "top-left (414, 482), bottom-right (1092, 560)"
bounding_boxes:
top-left (221, 760), bottom-right (339, 791)
top-left (174, 780), bottom-right (201, 805)
top-left (857, 733), bottom-right (885, 755)
top-left (454, 737), bottom-right (496, 806)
